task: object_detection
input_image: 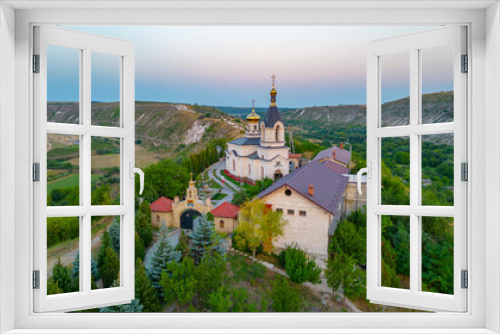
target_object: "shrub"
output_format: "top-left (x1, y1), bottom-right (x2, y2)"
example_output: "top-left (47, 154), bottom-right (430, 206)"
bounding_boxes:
top-left (270, 276), bottom-right (302, 312)
top-left (231, 230), bottom-right (263, 256)
top-left (278, 245), bottom-right (322, 285)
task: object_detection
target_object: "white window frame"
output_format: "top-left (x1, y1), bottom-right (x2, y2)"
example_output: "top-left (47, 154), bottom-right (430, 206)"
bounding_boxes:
top-left (366, 26), bottom-right (467, 312)
top-left (1, 2), bottom-right (499, 333)
top-left (32, 26), bottom-right (136, 313)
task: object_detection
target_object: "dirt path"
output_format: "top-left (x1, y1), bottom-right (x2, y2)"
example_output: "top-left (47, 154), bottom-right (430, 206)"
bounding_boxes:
top-left (47, 227), bottom-right (108, 277)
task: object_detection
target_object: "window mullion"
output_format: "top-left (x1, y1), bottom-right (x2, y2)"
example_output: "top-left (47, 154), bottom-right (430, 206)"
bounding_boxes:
top-left (409, 47), bottom-right (420, 295)
top-left (81, 48), bottom-right (92, 294)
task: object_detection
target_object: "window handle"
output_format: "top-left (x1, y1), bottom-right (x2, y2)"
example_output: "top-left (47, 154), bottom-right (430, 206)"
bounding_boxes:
top-left (129, 162), bottom-right (144, 195)
top-left (357, 161), bottom-right (371, 195)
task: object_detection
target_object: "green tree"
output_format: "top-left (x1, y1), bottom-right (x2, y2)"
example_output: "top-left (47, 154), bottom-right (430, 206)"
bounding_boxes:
top-left (109, 217), bottom-right (120, 254)
top-left (325, 252), bottom-right (365, 304)
top-left (188, 215), bottom-right (226, 263)
top-left (381, 238), bottom-right (400, 288)
top-left (270, 276), bottom-right (302, 312)
top-left (175, 229), bottom-right (191, 259)
top-left (208, 287), bottom-right (232, 312)
top-left (135, 258), bottom-right (161, 312)
top-left (135, 232), bottom-right (146, 261)
top-left (101, 247), bottom-right (120, 288)
top-left (97, 231), bottom-right (111, 270)
top-left (47, 279), bottom-right (63, 295)
top-left (51, 258), bottom-right (73, 293)
top-left (278, 245), bottom-right (322, 285)
top-left (147, 237), bottom-right (181, 297)
top-left (235, 199), bottom-right (287, 262)
top-left (329, 219), bottom-right (366, 267)
top-left (160, 256), bottom-right (197, 310)
top-left (140, 159), bottom-right (191, 203)
top-left (193, 252), bottom-right (226, 310)
top-left (136, 200), bottom-right (153, 247)
top-left (91, 183), bottom-right (111, 206)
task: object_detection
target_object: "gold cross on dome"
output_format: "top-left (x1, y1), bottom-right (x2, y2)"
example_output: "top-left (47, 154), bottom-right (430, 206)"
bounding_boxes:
top-left (251, 99), bottom-right (255, 108)
top-left (190, 172), bottom-right (193, 181)
top-left (271, 74), bottom-right (276, 86)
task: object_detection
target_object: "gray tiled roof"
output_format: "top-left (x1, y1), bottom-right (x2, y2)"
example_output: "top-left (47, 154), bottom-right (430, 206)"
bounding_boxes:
top-left (313, 146), bottom-right (351, 165)
top-left (322, 160), bottom-right (348, 175)
top-left (228, 137), bottom-right (261, 146)
top-left (258, 161), bottom-right (348, 215)
top-left (263, 106), bottom-right (283, 128)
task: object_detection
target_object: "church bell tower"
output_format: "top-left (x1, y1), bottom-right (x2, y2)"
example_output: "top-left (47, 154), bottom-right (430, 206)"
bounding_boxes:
top-left (245, 99), bottom-right (261, 138)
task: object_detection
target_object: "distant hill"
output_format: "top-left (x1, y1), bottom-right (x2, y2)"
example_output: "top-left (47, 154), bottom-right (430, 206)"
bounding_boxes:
top-left (281, 91), bottom-right (453, 127)
top-left (280, 91), bottom-right (454, 144)
top-left (215, 106), bottom-right (296, 116)
top-left (47, 101), bottom-right (245, 163)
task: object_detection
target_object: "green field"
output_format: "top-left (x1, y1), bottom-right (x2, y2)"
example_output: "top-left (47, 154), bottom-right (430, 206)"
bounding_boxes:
top-left (47, 174), bottom-right (100, 193)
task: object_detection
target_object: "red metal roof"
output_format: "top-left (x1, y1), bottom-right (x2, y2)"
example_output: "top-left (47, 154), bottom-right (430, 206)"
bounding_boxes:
top-left (289, 153), bottom-right (303, 158)
top-left (211, 201), bottom-right (240, 218)
top-left (150, 196), bottom-right (174, 212)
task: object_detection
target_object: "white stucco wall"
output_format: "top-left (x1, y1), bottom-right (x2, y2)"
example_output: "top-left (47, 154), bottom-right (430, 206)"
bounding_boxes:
top-left (261, 186), bottom-right (332, 257)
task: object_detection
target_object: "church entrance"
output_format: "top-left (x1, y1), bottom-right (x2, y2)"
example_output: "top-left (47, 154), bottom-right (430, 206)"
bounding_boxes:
top-left (274, 170), bottom-right (283, 180)
top-left (180, 209), bottom-right (201, 230)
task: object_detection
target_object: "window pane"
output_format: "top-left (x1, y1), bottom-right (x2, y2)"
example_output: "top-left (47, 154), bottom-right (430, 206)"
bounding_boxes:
top-left (47, 44), bottom-right (80, 124)
top-left (381, 215), bottom-right (410, 290)
top-left (380, 51), bottom-right (410, 127)
top-left (381, 137), bottom-right (410, 205)
top-left (91, 137), bottom-right (120, 205)
top-left (47, 134), bottom-right (80, 206)
top-left (91, 52), bottom-right (121, 127)
top-left (47, 217), bottom-right (81, 294)
top-left (421, 45), bottom-right (454, 124)
top-left (421, 216), bottom-right (454, 294)
top-left (421, 134), bottom-right (454, 206)
top-left (91, 216), bottom-right (121, 290)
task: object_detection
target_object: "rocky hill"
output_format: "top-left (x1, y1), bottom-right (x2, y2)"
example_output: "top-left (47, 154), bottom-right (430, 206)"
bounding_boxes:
top-left (47, 101), bottom-right (244, 161)
top-left (280, 91), bottom-right (454, 144)
top-left (281, 91), bottom-right (453, 128)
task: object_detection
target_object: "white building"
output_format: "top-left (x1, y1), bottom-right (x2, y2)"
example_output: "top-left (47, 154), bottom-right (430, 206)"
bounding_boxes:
top-left (226, 78), bottom-right (295, 182)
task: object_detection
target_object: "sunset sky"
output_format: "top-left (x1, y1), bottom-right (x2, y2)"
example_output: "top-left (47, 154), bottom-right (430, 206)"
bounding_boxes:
top-left (49, 26), bottom-right (454, 108)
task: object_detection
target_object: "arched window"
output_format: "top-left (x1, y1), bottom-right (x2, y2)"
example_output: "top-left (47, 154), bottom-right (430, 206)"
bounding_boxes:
top-left (248, 164), bottom-right (251, 175)
top-left (220, 220), bottom-right (224, 229)
top-left (261, 166), bottom-right (264, 179)
top-left (233, 159), bottom-right (236, 171)
top-left (156, 215), bottom-right (160, 222)
top-left (275, 125), bottom-right (280, 141)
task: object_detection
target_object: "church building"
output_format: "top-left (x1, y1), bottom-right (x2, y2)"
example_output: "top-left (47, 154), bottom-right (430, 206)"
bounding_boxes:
top-left (226, 76), bottom-right (299, 182)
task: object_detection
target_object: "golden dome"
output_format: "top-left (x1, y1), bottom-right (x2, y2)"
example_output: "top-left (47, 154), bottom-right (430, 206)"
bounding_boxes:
top-left (247, 108), bottom-right (260, 121)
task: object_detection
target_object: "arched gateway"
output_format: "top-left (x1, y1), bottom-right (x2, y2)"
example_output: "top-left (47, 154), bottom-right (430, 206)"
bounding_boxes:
top-left (180, 209), bottom-right (201, 230)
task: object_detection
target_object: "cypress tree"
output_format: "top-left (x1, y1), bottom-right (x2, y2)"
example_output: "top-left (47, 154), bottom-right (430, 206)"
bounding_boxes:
top-left (188, 215), bottom-right (226, 263)
top-left (175, 229), bottom-right (191, 260)
top-left (52, 258), bottom-right (73, 293)
top-left (101, 247), bottom-right (120, 288)
top-left (135, 258), bottom-right (161, 312)
top-left (97, 231), bottom-right (111, 269)
top-left (136, 201), bottom-right (153, 247)
top-left (71, 250), bottom-right (80, 291)
top-left (109, 217), bottom-right (120, 254)
top-left (135, 232), bottom-right (146, 261)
